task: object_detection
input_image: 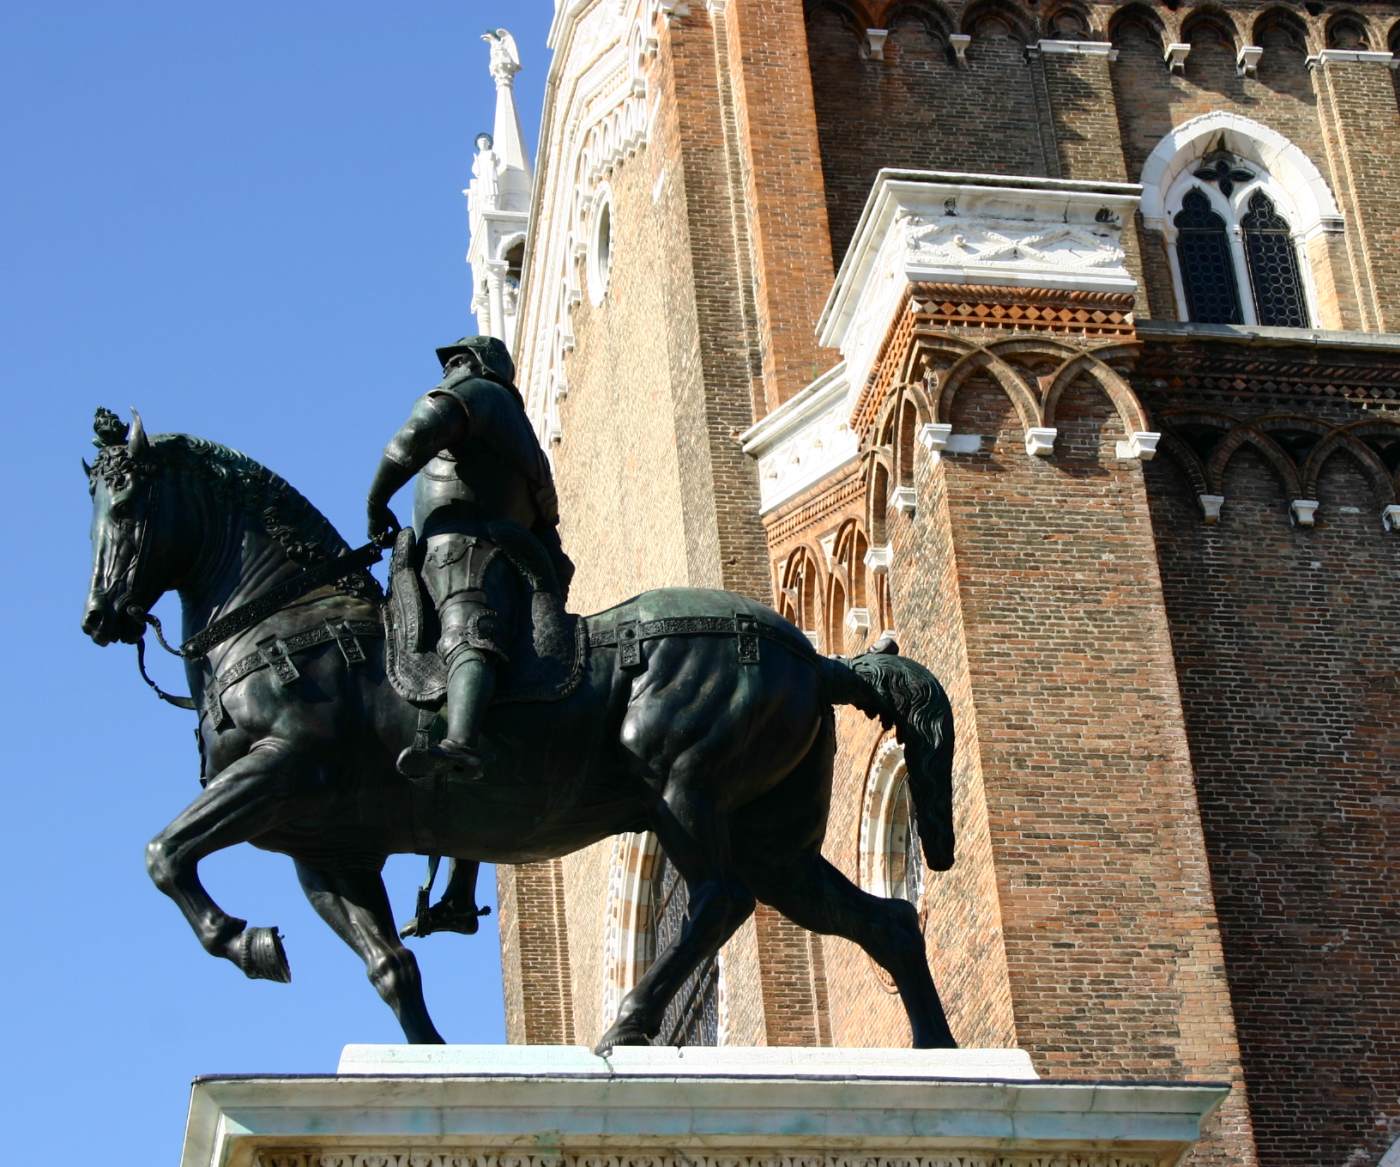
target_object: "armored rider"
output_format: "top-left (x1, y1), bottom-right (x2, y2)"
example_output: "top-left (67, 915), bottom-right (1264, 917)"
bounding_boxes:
top-left (366, 335), bottom-right (572, 782)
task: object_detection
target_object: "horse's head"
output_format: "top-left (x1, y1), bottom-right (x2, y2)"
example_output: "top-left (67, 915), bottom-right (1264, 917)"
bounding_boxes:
top-left (82, 407), bottom-right (165, 645)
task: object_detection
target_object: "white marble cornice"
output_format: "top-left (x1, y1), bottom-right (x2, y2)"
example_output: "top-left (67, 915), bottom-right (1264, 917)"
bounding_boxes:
top-left (740, 363), bottom-right (858, 513)
top-left (816, 170), bottom-right (1141, 401)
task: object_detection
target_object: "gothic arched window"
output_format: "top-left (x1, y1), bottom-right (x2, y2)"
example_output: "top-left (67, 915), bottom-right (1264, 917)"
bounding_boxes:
top-left (1242, 192), bottom-right (1309, 327)
top-left (649, 851), bottom-right (719, 1046)
top-left (1169, 154), bottom-right (1314, 329)
top-left (1175, 189), bottom-right (1243, 325)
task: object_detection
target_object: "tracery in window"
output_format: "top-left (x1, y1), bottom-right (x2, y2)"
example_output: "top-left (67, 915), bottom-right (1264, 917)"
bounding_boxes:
top-left (1175, 189), bottom-right (1243, 325)
top-left (1168, 153), bottom-right (1313, 329)
top-left (1242, 192), bottom-right (1309, 327)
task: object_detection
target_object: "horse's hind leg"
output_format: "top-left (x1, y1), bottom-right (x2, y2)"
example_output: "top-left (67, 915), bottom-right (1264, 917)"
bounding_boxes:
top-left (596, 783), bottom-right (755, 1052)
top-left (145, 743), bottom-right (309, 982)
top-left (295, 859), bottom-right (444, 1044)
top-left (745, 850), bottom-right (955, 1048)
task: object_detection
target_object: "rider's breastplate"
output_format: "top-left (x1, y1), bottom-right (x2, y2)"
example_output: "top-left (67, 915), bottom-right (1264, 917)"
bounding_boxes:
top-left (413, 440), bottom-right (537, 536)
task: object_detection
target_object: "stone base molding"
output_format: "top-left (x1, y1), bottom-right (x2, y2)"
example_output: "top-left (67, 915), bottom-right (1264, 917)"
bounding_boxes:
top-left (182, 1045), bottom-right (1227, 1167)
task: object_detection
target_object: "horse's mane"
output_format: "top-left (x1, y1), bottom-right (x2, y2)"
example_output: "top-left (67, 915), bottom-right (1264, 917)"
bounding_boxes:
top-left (153, 433), bottom-right (354, 569)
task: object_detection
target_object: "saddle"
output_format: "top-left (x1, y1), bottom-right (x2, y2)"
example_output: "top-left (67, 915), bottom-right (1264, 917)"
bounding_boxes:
top-left (382, 526), bottom-right (586, 708)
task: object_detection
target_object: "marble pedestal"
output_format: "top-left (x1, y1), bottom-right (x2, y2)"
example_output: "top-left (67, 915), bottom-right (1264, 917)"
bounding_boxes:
top-left (180, 1046), bottom-right (1227, 1167)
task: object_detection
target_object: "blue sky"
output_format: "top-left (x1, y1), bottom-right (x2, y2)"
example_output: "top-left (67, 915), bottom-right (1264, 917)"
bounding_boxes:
top-left (2, 3), bottom-right (555, 1158)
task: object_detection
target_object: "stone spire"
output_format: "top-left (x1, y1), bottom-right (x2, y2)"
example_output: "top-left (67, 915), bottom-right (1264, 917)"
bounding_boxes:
top-left (466, 27), bottom-right (533, 354)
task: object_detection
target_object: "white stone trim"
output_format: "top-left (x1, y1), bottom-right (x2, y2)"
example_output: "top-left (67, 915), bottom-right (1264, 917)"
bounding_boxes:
top-left (1036, 39), bottom-right (1118, 60)
top-left (1307, 49), bottom-right (1398, 69)
top-left (1139, 112), bottom-right (1343, 240)
top-left (949, 33), bottom-right (971, 65)
top-left (740, 364), bottom-right (858, 514)
top-left (891, 485), bottom-right (917, 514)
top-left (864, 543), bottom-right (893, 574)
top-left (1164, 42), bottom-right (1191, 72)
top-left (845, 606), bottom-right (872, 636)
top-left (866, 28), bottom-right (888, 59)
top-left (1025, 426), bottom-right (1057, 457)
top-left (1237, 45), bottom-right (1263, 76)
top-left (1380, 1135), bottom-right (1400, 1167)
top-left (817, 171), bottom-right (1140, 402)
top-left (585, 182), bottom-right (615, 307)
top-left (1383, 504), bottom-right (1400, 533)
top-left (1199, 493), bottom-right (1225, 524)
top-left (1290, 498), bottom-right (1320, 527)
top-left (858, 739), bottom-right (916, 903)
top-left (180, 1046), bottom-right (1228, 1167)
top-left (1116, 431), bottom-right (1160, 460)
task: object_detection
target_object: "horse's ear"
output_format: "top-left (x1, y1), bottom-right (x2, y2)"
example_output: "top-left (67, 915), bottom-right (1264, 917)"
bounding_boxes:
top-left (128, 408), bottom-right (149, 461)
top-left (81, 457), bottom-right (93, 478)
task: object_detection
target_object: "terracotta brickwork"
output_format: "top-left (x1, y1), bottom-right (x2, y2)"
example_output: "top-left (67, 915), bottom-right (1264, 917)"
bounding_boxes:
top-left (1140, 333), bottom-right (1400, 1166)
top-left (504, 2), bottom-right (1400, 1164)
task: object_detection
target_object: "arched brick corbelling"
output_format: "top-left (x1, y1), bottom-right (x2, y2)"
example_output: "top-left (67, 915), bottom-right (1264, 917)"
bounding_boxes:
top-left (1157, 433), bottom-right (1212, 497)
top-left (1302, 433), bottom-right (1397, 505)
top-left (1341, 418), bottom-right (1400, 491)
top-left (1043, 0), bottom-right (1094, 40)
top-left (865, 449), bottom-right (895, 546)
top-left (1181, 6), bottom-right (1241, 50)
top-left (833, 517), bottom-right (870, 610)
top-left (1252, 413), bottom-right (1332, 438)
top-left (1324, 8), bottom-right (1373, 50)
top-left (935, 348), bottom-right (1043, 431)
top-left (1043, 354), bottom-right (1150, 436)
top-left (805, 0), bottom-right (876, 38)
top-left (1208, 427), bottom-right (1303, 497)
top-left (780, 543), bottom-right (828, 638)
top-left (958, 0), bottom-right (1035, 44)
top-left (1387, 16), bottom-right (1400, 54)
top-left (1157, 408), bottom-right (1242, 431)
top-left (895, 396), bottom-right (922, 488)
top-left (1252, 5), bottom-right (1311, 54)
top-left (1108, 2), bottom-right (1167, 47)
top-left (879, 0), bottom-right (955, 41)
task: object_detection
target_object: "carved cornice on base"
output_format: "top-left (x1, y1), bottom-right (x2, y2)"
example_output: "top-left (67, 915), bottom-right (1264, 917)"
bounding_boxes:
top-left (1289, 498), bottom-right (1320, 527)
top-left (741, 364), bottom-right (858, 514)
top-left (1199, 494), bottom-right (1226, 524)
top-left (817, 171), bottom-right (1140, 406)
top-left (1117, 431), bottom-right (1160, 461)
top-left (1024, 426), bottom-right (1058, 457)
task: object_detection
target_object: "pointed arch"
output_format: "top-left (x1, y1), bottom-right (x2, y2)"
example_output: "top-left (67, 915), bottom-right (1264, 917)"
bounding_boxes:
top-left (933, 347), bottom-right (1042, 431)
top-left (805, 0), bottom-right (876, 35)
top-left (1207, 427), bottom-right (1303, 497)
top-left (881, 0), bottom-right (955, 41)
top-left (1157, 432), bottom-right (1212, 497)
top-left (1041, 350), bottom-right (1150, 435)
top-left (864, 448), bottom-right (895, 549)
top-left (779, 544), bottom-right (827, 641)
top-left (1044, 1), bottom-right (1093, 40)
top-left (1302, 433), bottom-right (1397, 506)
top-left (1139, 113), bottom-right (1341, 239)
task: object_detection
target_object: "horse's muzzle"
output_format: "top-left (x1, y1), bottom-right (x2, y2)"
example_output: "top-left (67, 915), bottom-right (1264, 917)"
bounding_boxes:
top-left (82, 599), bottom-right (142, 646)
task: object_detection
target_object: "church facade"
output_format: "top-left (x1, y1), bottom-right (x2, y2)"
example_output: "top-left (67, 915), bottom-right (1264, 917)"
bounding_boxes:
top-left (466, 3), bottom-right (1400, 1164)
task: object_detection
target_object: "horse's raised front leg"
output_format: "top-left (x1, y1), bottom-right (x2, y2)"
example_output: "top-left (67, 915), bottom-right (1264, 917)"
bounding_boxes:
top-left (596, 784), bottom-right (755, 1053)
top-left (295, 859), bottom-right (444, 1044)
top-left (145, 742), bottom-right (307, 983)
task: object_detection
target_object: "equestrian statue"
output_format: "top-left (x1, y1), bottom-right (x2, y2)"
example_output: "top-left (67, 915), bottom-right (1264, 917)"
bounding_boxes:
top-left (79, 337), bottom-right (960, 1051)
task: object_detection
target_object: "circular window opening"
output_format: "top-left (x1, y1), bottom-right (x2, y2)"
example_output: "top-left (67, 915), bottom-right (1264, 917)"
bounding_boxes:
top-left (587, 189), bottom-right (613, 306)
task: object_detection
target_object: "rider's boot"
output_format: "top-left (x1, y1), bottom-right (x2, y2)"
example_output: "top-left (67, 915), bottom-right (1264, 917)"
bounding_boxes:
top-left (397, 652), bottom-right (496, 779)
top-left (400, 860), bottom-right (492, 938)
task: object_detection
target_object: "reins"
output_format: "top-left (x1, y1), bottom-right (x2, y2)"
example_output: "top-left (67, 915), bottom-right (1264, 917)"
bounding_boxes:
top-left (130, 539), bottom-right (387, 713)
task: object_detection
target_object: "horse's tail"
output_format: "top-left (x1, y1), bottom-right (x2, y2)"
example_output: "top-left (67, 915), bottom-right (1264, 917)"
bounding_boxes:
top-left (821, 641), bottom-right (955, 871)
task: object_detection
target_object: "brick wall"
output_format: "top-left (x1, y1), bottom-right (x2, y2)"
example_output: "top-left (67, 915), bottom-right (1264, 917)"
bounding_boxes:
top-left (1141, 335), bottom-right (1400, 1166)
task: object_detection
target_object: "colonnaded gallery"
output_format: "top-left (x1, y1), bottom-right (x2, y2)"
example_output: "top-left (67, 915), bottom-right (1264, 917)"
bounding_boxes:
top-left (462, 4), bottom-right (1400, 1165)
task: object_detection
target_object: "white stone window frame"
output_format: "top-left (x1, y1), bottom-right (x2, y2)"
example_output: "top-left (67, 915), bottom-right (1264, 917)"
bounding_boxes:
top-left (1161, 165), bottom-right (1321, 329)
top-left (858, 739), bottom-right (924, 906)
top-left (585, 182), bottom-right (615, 308)
top-left (1138, 113), bottom-right (1342, 329)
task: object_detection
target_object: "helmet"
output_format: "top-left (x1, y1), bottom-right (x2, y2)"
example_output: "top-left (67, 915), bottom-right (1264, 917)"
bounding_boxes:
top-left (435, 335), bottom-right (516, 386)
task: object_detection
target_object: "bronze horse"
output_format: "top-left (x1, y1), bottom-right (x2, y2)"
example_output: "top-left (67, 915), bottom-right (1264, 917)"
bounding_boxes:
top-left (81, 409), bottom-right (959, 1050)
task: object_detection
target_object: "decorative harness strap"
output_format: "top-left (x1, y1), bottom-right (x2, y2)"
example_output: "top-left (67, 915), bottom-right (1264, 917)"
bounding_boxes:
top-left (587, 613), bottom-right (791, 667)
top-left (200, 618), bottom-right (383, 728)
top-left (180, 540), bottom-right (385, 660)
top-left (135, 539), bottom-right (385, 715)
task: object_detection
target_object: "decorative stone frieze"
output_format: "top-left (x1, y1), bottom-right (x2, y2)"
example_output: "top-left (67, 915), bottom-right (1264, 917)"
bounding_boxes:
top-left (741, 364), bottom-right (858, 514)
top-left (818, 171), bottom-right (1140, 405)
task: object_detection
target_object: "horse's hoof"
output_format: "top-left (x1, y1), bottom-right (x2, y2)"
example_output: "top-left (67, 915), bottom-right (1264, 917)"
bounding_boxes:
top-left (237, 927), bottom-right (292, 982)
top-left (593, 1022), bottom-right (651, 1054)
